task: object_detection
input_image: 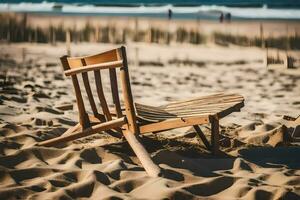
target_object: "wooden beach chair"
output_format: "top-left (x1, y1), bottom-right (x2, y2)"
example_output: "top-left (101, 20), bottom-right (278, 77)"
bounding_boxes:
top-left (38, 46), bottom-right (244, 177)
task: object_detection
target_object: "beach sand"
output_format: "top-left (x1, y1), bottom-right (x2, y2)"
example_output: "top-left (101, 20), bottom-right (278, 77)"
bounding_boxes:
top-left (0, 41), bottom-right (299, 199)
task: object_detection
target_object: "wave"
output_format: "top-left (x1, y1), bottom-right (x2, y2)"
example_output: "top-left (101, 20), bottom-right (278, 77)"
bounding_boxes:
top-left (0, 1), bottom-right (300, 20)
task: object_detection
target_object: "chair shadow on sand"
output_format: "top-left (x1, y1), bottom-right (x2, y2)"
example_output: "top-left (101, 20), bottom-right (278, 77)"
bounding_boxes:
top-left (238, 146), bottom-right (300, 169)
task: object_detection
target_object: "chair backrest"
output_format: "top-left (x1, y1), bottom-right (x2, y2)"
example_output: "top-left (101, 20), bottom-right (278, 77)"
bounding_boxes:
top-left (60, 46), bottom-right (138, 133)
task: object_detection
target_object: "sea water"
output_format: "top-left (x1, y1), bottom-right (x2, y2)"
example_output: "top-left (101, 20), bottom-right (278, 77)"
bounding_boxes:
top-left (0, 0), bottom-right (299, 20)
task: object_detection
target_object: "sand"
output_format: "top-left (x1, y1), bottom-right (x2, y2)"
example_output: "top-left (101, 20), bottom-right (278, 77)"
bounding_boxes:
top-left (0, 42), bottom-right (299, 200)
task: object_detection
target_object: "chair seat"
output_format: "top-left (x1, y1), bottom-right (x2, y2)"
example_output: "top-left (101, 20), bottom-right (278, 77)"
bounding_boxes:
top-left (135, 93), bottom-right (244, 123)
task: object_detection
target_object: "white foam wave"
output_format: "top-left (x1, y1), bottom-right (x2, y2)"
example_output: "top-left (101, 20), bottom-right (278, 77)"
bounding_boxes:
top-left (0, 2), bottom-right (55, 12)
top-left (0, 1), bottom-right (300, 19)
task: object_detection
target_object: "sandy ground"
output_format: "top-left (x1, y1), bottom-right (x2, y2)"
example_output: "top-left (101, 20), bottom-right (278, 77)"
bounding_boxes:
top-left (0, 42), bottom-right (299, 199)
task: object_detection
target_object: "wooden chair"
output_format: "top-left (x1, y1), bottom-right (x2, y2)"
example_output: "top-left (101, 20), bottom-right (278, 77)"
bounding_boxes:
top-left (38, 46), bottom-right (244, 177)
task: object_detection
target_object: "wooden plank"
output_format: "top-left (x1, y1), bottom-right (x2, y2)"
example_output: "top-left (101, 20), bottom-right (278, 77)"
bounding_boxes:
top-left (65, 60), bottom-right (123, 76)
top-left (138, 106), bottom-right (229, 116)
top-left (162, 96), bottom-right (243, 108)
top-left (94, 70), bottom-right (112, 121)
top-left (123, 129), bottom-right (161, 177)
top-left (210, 115), bottom-right (220, 155)
top-left (71, 75), bottom-right (90, 128)
top-left (136, 105), bottom-right (238, 118)
top-left (135, 100), bottom-right (244, 121)
top-left (161, 93), bottom-right (231, 106)
top-left (82, 71), bottom-right (99, 117)
top-left (140, 115), bottom-right (209, 134)
top-left (80, 58), bottom-right (107, 122)
top-left (67, 49), bottom-right (118, 66)
top-left (163, 99), bottom-right (244, 111)
top-left (162, 96), bottom-right (244, 110)
top-left (60, 56), bottom-right (90, 128)
top-left (38, 117), bottom-right (126, 147)
top-left (163, 93), bottom-right (242, 105)
top-left (137, 106), bottom-right (243, 123)
top-left (193, 125), bottom-right (211, 150)
top-left (83, 49), bottom-right (119, 65)
top-left (109, 68), bottom-right (123, 118)
top-left (119, 46), bottom-right (139, 134)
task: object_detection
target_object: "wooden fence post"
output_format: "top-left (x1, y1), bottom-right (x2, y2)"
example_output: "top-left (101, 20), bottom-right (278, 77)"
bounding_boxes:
top-left (66, 30), bottom-right (71, 56)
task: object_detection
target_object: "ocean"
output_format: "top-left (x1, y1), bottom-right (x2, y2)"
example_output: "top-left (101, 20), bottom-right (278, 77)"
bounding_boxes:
top-left (0, 0), bottom-right (300, 20)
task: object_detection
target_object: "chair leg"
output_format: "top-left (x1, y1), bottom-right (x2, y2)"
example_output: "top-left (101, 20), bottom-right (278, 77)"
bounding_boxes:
top-left (210, 116), bottom-right (220, 155)
top-left (193, 125), bottom-right (211, 151)
top-left (123, 130), bottom-right (162, 177)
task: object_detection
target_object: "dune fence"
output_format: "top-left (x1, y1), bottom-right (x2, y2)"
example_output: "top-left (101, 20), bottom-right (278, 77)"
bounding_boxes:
top-left (0, 13), bottom-right (300, 50)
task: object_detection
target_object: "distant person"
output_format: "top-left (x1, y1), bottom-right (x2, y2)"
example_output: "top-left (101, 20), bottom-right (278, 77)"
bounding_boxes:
top-left (225, 13), bottom-right (231, 22)
top-left (168, 9), bottom-right (172, 20)
top-left (219, 12), bottom-right (224, 23)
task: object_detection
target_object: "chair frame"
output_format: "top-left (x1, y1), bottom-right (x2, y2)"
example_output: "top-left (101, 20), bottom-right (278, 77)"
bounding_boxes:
top-left (38, 46), bottom-right (244, 177)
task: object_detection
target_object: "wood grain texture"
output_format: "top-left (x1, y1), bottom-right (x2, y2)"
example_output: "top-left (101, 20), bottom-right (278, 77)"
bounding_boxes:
top-left (60, 56), bottom-right (90, 128)
top-left (65, 60), bottom-right (123, 76)
top-left (135, 93), bottom-right (244, 123)
top-left (139, 116), bottom-right (209, 134)
top-left (109, 68), bottom-right (123, 118)
top-left (119, 46), bottom-right (139, 134)
top-left (123, 129), bottom-right (162, 177)
top-left (94, 70), bottom-right (112, 121)
top-left (38, 117), bottom-right (126, 147)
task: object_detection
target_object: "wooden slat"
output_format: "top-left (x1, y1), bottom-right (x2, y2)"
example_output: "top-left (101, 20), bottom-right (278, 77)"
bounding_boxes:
top-left (80, 58), bottom-right (103, 121)
top-left (137, 107), bottom-right (243, 122)
top-left (139, 115), bottom-right (209, 134)
top-left (94, 70), bottom-right (112, 121)
top-left (60, 56), bottom-right (90, 128)
top-left (160, 93), bottom-right (228, 107)
top-left (83, 49), bottom-right (119, 65)
top-left (82, 72), bottom-right (99, 117)
top-left (137, 95), bottom-right (243, 113)
top-left (136, 108), bottom-right (241, 122)
top-left (163, 95), bottom-right (243, 108)
top-left (138, 107), bottom-right (230, 117)
top-left (162, 93), bottom-right (241, 107)
top-left (158, 107), bottom-right (236, 116)
top-left (65, 60), bottom-right (123, 76)
top-left (138, 103), bottom-right (235, 115)
top-left (162, 95), bottom-right (244, 110)
top-left (135, 99), bottom-right (244, 122)
top-left (38, 117), bottom-right (126, 147)
top-left (109, 68), bottom-right (123, 118)
top-left (70, 75), bottom-right (90, 128)
top-left (67, 49), bottom-right (120, 69)
top-left (163, 98), bottom-right (244, 111)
